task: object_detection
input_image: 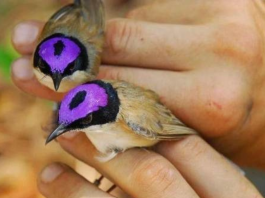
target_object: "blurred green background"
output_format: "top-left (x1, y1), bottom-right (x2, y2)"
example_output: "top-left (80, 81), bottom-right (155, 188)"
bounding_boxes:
top-left (0, 1), bottom-right (17, 79)
top-left (0, 44), bottom-right (16, 79)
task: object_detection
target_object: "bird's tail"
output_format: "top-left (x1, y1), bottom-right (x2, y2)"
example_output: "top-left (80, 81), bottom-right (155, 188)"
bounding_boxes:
top-left (73, 0), bottom-right (105, 31)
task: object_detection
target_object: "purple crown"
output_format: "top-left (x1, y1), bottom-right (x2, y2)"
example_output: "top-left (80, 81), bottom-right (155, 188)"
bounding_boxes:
top-left (38, 37), bottom-right (81, 73)
top-left (59, 83), bottom-right (108, 125)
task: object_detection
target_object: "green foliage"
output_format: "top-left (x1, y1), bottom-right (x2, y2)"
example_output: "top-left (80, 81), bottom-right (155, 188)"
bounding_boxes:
top-left (0, 44), bottom-right (18, 80)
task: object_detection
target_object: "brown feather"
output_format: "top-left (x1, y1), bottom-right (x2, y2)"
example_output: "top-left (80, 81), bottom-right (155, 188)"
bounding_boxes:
top-left (108, 81), bottom-right (197, 140)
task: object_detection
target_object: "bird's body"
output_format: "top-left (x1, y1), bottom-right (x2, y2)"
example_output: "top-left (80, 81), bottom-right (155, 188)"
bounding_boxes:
top-left (84, 122), bottom-right (157, 161)
top-left (47, 80), bottom-right (196, 161)
top-left (33, 0), bottom-right (105, 92)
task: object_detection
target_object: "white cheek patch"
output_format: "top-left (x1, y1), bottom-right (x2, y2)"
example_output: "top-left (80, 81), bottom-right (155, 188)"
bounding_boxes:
top-left (34, 69), bottom-right (54, 88)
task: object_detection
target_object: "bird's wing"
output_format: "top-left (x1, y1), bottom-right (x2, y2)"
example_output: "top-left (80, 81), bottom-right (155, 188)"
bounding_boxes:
top-left (43, 0), bottom-right (104, 37)
top-left (111, 81), bottom-right (197, 140)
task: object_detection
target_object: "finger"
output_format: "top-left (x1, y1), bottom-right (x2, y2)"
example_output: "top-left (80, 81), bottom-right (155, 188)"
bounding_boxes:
top-left (98, 65), bottom-right (189, 114)
top-left (57, 133), bottom-right (199, 198)
top-left (126, 0), bottom-right (219, 24)
top-left (103, 19), bottom-right (213, 71)
top-left (38, 163), bottom-right (113, 198)
top-left (12, 21), bottom-right (44, 55)
top-left (11, 57), bottom-right (63, 101)
top-left (156, 136), bottom-right (262, 198)
top-left (98, 66), bottom-right (192, 123)
top-left (98, 65), bottom-right (250, 138)
top-left (12, 19), bottom-right (212, 71)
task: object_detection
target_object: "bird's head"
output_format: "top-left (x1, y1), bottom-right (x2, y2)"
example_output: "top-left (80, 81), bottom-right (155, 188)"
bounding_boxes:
top-left (34, 33), bottom-right (89, 91)
top-left (46, 80), bottom-right (120, 144)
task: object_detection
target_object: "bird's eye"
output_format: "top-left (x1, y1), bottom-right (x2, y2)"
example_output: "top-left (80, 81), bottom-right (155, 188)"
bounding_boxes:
top-left (68, 62), bottom-right (75, 72)
top-left (63, 59), bottom-right (79, 76)
top-left (80, 114), bottom-right (92, 125)
top-left (38, 59), bottom-right (50, 74)
top-left (38, 59), bottom-right (46, 69)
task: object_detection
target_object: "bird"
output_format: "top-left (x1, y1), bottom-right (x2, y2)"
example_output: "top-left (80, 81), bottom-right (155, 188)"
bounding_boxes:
top-left (46, 80), bottom-right (197, 162)
top-left (33, 0), bottom-right (105, 92)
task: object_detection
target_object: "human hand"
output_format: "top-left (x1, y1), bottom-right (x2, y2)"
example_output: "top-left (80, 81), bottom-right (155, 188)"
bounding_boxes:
top-left (37, 134), bottom-right (262, 198)
top-left (11, 0), bottom-right (265, 168)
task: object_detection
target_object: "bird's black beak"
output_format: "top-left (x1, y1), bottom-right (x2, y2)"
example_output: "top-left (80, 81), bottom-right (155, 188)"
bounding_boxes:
top-left (46, 124), bottom-right (68, 145)
top-left (51, 72), bottom-right (63, 91)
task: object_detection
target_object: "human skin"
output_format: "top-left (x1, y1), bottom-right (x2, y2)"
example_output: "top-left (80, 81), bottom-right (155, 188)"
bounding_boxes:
top-left (10, 0), bottom-right (265, 197)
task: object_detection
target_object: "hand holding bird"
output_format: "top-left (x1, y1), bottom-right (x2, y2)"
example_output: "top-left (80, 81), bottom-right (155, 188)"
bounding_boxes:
top-left (11, 0), bottom-right (265, 197)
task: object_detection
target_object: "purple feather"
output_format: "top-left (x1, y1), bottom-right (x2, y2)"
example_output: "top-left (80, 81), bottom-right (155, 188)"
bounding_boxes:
top-left (59, 84), bottom-right (108, 124)
top-left (38, 37), bottom-right (81, 73)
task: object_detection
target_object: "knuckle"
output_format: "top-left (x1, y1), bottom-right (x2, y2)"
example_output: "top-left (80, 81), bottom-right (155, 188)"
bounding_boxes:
top-left (177, 136), bottom-right (207, 160)
top-left (126, 9), bottom-right (139, 19)
top-left (131, 154), bottom-right (177, 194)
top-left (106, 19), bottom-right (140, 56)
top-left (99, 67), bottom-right (133, 82)
top-left (213, 23), bottom-right (261, 66)
top-left (106, 68), bottom-right (125, 81)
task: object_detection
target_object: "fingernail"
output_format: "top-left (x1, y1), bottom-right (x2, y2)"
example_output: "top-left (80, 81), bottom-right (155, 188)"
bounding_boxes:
top-left (60, 131), bottom-right (79, 140)
top-left (41, 163), bottom-right (65, 183)
top-left (13, 23), bottom-right (39, 44)
top-left (12, 58), bottom-right (34, 81)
